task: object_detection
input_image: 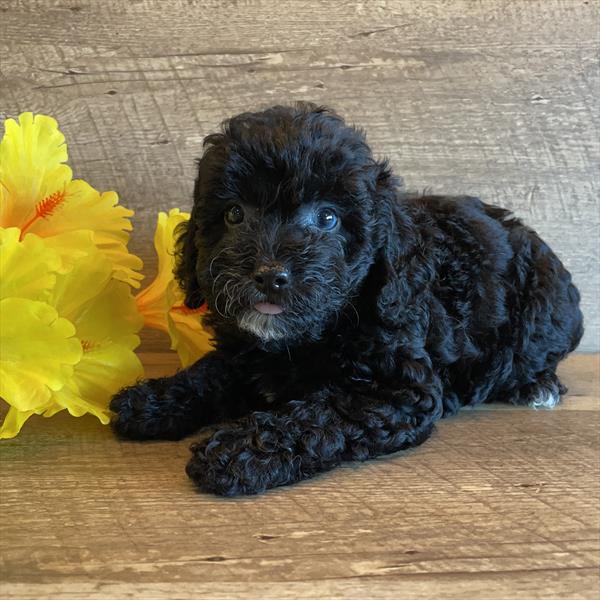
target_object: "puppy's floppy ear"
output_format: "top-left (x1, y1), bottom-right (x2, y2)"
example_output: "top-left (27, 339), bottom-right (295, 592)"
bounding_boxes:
top-left (370, 160), bottom-right (414, 328)
top-left (173, 131), bottom-right (229, 310)
top-left (174, 215), bottom-right (205, 309)
top-left (372, 159), bottom-right (408, 264)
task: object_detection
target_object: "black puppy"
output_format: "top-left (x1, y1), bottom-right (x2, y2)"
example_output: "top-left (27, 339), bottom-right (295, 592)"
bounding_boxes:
top-left (111, 103), bottom-right (583, 496)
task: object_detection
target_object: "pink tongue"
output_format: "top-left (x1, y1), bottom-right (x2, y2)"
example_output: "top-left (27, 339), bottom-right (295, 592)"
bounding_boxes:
top-left (254, 302), bottom-right (284, 315)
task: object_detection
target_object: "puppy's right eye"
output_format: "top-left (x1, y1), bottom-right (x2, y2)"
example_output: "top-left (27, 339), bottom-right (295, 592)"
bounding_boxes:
top-left (225, 204), bottom-right (244, 225)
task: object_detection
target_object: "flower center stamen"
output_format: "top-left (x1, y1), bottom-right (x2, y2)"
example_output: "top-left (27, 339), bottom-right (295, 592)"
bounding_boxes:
top-left (19, 189), bottom-right (67, 240)
top-left (81, 340), bottom-right (96, 352)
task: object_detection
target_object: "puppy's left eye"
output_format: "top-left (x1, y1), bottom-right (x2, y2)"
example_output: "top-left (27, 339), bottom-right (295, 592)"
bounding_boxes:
top-left (315, 207), bottom-right (339, 231)
top-left (225, 204), bottom-right (244, 225)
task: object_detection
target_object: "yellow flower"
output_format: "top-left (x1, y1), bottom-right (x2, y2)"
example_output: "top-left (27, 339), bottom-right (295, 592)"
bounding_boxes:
top-left (0, 297), bottom-right (82, 422)
top-left (0, 112), bottom-right (145, 438)
top-left (136, 209), bottom-right (214, 367)
top-left (0, 228), bottom-right (143, 438)
top-left (47, 235), bottom-right (144, 425)
top-left (0, 113), bottom-right (143, 287)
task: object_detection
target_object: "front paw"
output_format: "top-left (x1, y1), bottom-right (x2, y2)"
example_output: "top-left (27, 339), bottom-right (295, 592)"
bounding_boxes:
top-left (110, 379), bottom-right (191, 441)
top-left (185, 415), bottom-right (300, 496)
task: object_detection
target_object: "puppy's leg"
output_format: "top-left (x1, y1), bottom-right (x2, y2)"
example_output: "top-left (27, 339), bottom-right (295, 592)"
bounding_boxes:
top-left (110, 352), bottom-right (242, 441)
top-left (186, 383), bottom-right (443, 496)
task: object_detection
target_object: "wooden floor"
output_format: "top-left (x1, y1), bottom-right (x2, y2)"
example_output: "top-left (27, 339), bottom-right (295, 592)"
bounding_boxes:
top-left (0, 353), bottom-right (598, 599)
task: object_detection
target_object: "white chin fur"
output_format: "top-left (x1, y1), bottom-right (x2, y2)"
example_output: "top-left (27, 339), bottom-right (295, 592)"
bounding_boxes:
top-left (238, 310), bottom-right (289, 341)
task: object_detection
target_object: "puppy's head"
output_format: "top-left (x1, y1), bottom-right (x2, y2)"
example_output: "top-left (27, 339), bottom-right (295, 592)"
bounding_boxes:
top-left (175, 103), bottom-right (399, 347)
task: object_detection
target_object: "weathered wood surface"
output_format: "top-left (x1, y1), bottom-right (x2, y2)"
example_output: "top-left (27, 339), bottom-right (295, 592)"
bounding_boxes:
top-left (0, 0), bottom-right (598, 352)
top-left (0, 353), bottom-right (599, 599)
top-left (0, 0), bottom-right (598, 351)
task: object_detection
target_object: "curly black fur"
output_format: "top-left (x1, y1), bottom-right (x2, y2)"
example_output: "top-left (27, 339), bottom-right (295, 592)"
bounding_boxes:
top-left (111, 103), bottom-right (583, 496)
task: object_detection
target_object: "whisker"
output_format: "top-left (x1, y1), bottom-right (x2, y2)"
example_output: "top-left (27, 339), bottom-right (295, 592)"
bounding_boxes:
top-left (347, 300), bottom-right (360, 327)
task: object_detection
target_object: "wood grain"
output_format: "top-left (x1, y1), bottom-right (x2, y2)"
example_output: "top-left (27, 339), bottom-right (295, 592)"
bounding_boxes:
top-left (0, 353), bottom-right (599, 599)
top-left (0, 0), bottom-right (597, 351)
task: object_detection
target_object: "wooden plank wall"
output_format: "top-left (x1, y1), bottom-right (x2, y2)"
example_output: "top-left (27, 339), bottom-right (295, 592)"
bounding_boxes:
top-left (1, 0), bottom-right (598, 351)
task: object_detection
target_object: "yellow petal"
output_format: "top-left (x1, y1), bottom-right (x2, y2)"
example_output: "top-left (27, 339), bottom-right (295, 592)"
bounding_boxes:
top-left (136, 209), bottom-right (189, 320)
top-left (168, 306), bottom-right (214, 367)
top-left (1, 114), bottom-right (143, 288)
top-left (37, 181), bottom-right (129, 242)
top-left (40, 403), bottom-right (66, 418)
top-left (0, 406), bottom-right (37, 439)
top-left (44, 230), bottom-right (143, 347)
top-left (165, 274), bottom-right (212, 366)
top-left (52, 343), bottom-right (143, 424)
top-left (99, 240), bottom-right (145, 288)
top-left (44, 245), bottom-right (142, 427)
top-left (49, 236), bottom-right (114, 322)
top-left (0, 298), bottom-right (82, 411)
top-left (22, 179), bottom-right (143, 287)
top-left (71, 279), bottom-right (143, 348)
top-left (0, 227), bottom-right (61, 300)
top-left (135, 290), bottom-right (169, 332)
top-left (136, 209), bottom-right (214, 366)
top-left (0, 113), bottom-right (72, 229)
top-left (41, 229), bottom-right (97, 274)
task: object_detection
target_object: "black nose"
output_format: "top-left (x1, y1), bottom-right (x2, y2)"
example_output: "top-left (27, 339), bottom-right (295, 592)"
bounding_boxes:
top-left (253, 265), bottom-right (290, 293)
